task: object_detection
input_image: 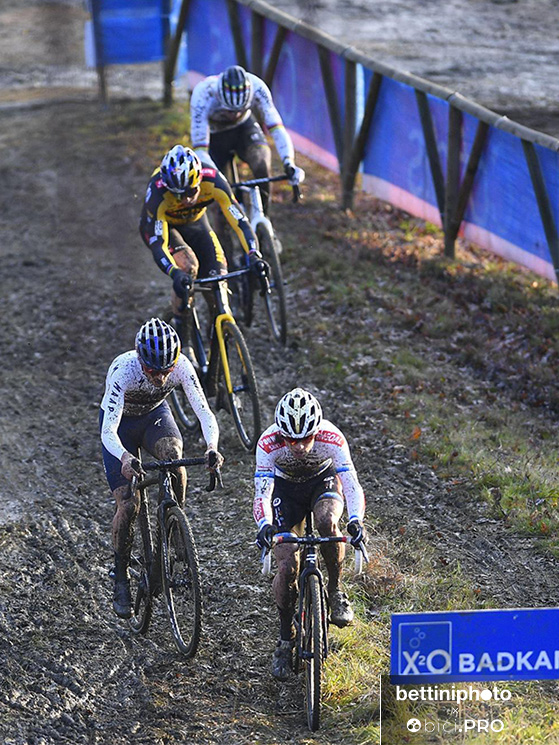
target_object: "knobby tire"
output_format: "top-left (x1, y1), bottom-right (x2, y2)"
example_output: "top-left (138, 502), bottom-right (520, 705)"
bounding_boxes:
top-left (256, 223), bottom-right (287, 345)
top-left (161, 504), bottom-right (203, 657)
top-left (218, 320), bottom-right (262, 451)
top-left (303, 574), bottom-right (323, 731)
top-left (129, 495), bottom-right (154, 635)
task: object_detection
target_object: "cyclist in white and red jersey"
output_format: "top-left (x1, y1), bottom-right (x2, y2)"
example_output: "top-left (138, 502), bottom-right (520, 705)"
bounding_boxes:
top-left (100, 318), bottom-right (223, 619)
top-left (190, 65), bottom-right (305, 213)
top-left (253, 388), bottom-right (366, 680)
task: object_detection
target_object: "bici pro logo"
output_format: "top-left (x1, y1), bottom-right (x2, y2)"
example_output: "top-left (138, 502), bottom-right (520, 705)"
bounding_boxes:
top-left (398, 622), bottom-right (452, 676)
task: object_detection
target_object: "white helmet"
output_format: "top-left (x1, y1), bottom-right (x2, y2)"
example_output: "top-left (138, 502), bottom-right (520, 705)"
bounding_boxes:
top-left (275, 388), bottom-right (323, 439)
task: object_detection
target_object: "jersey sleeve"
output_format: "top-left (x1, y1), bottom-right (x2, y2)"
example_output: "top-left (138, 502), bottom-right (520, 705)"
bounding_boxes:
top-left (253, 433), bottom-right (276, 527)
top-left (100, 362), bottom-right (127, 461)
top-left (190, 79), bottom-right (212, 155)
top-left (175, 357), bottom-right (220, 449)
top-left (327, 424), bottom-right (366, 523)
top-left (210, 169), bottom-right (258, 254)
top-left (139, 174), bottom-right (179, 277)
top-left (251, 76), bottom-right (295, 165)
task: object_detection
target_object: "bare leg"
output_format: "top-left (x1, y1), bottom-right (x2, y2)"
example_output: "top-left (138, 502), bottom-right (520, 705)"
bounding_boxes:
top-left (112, 483), bottom-right (140, 563)
top-left (153, 436), bottom-right (186, 506)
top-left (272, 542), bottom-right (300, 640)
top-left (111, 482), bottom-right (140, 617)
top-left (314, 497), bottom-right (345, 594)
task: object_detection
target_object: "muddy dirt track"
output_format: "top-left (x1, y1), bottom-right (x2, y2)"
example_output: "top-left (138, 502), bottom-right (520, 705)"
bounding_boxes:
top-left (3, 96), bottom-right (559, 745)
top-left (3, 2), bottom-right (559, 744)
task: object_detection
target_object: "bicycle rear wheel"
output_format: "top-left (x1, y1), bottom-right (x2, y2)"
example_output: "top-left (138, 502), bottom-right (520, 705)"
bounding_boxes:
top-left (257, 223), bottom-right (287, 345)
top-left (303, 574), bottom-right (323, 731)
top-left (128, 498), bottom-right (154, 635)
top-left (161, 504), bottom-right (203, 657)
top-left (217, 320), bottom-right (262, 451)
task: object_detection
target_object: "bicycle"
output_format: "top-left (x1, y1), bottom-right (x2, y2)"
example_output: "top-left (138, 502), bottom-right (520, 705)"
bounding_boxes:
top-left (261, 513), bottom-right (369, 731)
top-left (169, 270), bottom-right (262, 452)
top-left (224, 159), bottom-right (301, 346)
top-left (127, 455), bottom-right (220, 658)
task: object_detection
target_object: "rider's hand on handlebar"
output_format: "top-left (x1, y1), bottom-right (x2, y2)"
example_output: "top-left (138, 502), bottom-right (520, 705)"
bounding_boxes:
top-left (256, 522), bottom-right (277, 551)
top-left (121, 452), bottom-right (143, 481)
top-left (172, 269), bottom-right (193, 303)
top-left (347, 518), bottom-right (366, 547)
top-left (248, 251), bottom-right (267, 276)
top-left (283, 160), bottom-right (305, 186)
top-left (205, 447), bottom-right (224, 472)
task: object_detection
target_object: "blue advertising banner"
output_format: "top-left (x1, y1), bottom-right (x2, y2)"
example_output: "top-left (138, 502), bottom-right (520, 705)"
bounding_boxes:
top-left (361, 69), bottom-right (559, 281)
top-left (391, 608), bottom-right (559, 684)
top-left (86, 0), bottom-right (166, 66)
top-left (87, 0), bottom-right (559, 283)
top-left (186, 0), bottom-right (237, 77)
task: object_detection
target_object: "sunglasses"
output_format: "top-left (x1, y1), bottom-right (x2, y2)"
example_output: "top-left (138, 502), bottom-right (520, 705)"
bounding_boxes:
top-left (284, 434), bottom-right (315, 446)
top-left (143, 364), bottom-right (175, 376)
top-left (167, 183), bottom-right (199, 197)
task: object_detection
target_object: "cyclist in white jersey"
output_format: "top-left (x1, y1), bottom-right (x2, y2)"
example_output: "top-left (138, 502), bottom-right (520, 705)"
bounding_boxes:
top-left (253, 388), bottom-right (366, 680)
top-left (190, 65), bottom-right (305, 213)
top-left (100, 317), bottom-right (223, 619)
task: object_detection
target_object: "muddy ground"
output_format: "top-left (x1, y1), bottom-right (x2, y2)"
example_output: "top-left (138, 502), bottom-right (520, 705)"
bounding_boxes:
top-left (3, 95), bottom-right (559, 744)
top-left (3, 2), bottom-right (559, 744)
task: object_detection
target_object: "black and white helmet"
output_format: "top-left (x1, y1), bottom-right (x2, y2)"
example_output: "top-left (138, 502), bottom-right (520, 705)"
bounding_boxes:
top-left (275, 388), bottom-right (323, 439)
top-left (218, 65), bottom-right (252, 110)
top-left (136, 318), bottom-right (181, 371)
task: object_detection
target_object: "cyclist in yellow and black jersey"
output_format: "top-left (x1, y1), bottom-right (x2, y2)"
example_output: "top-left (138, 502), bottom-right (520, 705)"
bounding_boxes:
top-left (139, 144), bottom-right (259, 320)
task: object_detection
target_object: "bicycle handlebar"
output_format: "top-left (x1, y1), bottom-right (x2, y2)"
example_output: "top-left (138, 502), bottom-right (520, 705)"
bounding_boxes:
top-left (135, 456), bottom-right (222, 492)
top-left (231, 174), bottom-right (301, 203)
top-left (275, 532), bottom-right (348, 546)
top-left (260, 530), bottom-right (370, 575)
top-left (192, 267), bottom-right (251, 286)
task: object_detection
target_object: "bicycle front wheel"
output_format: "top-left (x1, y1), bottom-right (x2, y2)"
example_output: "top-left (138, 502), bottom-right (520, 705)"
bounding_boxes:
top-left (128, 500), bottom-right (154, 635)
top-left (218, 320), bottom-right (262, 451)
top-left (257, 223), bottom-right (287, 345)
top-left (303, 574), bottom-right (324, 731)
top-left (161, 504), bottom-right (203, 657)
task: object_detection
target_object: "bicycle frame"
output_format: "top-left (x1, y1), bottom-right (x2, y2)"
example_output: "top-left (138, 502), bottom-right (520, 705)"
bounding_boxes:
top-left (296, 532), bottom-right (331, 662)
top-left (129, 456), bottom-right (217, 655)
top-left (189, 269), bottom-right (251, 397)
top-left (172, 268), bottom-right (262, 450)
top-left (235, 179), bottom-right (273, 236)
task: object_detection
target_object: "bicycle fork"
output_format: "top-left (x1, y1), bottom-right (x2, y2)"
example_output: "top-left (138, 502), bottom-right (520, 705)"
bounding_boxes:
top-left (296, 561), bottom-right (330, 663)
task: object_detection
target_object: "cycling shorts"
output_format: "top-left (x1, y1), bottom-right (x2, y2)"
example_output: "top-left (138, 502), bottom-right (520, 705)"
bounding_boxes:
top-left (99, 400), bottom-right (181, 491)
top-left (209, 115), bottom-right (269, 173)
top-left (271, 465), bottom-right (343, 532)
top-left (171, 213), bottom-right (227, 277)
